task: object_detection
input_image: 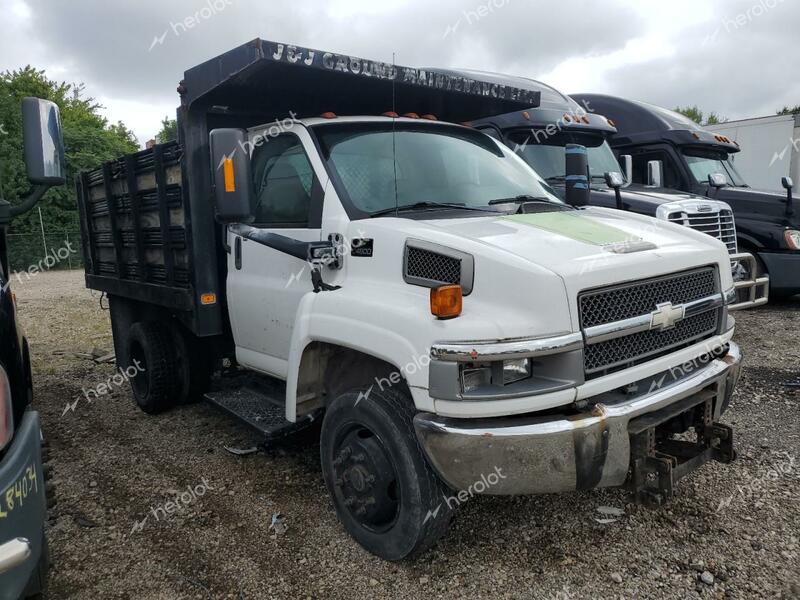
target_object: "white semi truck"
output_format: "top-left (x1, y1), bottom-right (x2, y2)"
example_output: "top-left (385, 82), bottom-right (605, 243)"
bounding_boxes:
top-left (76, 40), bottom-right (743, 560)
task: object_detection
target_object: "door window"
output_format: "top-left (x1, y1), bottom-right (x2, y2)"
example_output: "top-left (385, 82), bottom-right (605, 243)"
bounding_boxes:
top-left (630, 150), bottom-right (682, 188)
top-left (251, 135), bottom-right (315, 226)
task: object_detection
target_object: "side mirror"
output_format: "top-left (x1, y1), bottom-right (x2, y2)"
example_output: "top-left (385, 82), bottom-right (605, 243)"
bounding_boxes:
top-left (22, 98), bottom-right (65, 185)
top-left (564, 144), bottom-right (590, 207)
top-left (604, 172), bottom-right (624, 210)
top-left (782, 177), bottom-right (794, 215)
top-left (620, 154), bottom-right (633, 186)
top-left (604, 172), bottom-right (624, 189)
top-left (708, 173), bottom-right (727, 189)
top-left (647, 160), bottom-right (663, 187)
top-left (209, 128), bottom-right (254, 224)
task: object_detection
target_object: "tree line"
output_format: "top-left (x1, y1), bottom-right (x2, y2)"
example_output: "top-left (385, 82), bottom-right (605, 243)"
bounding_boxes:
top-left (0, 67), bottom-right (139, 234)
top-left (675, 104), bottom-right (800, 126)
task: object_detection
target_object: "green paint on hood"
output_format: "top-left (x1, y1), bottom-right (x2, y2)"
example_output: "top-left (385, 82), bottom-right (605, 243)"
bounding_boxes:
top-left (502, 212), bottom-right (640, 246)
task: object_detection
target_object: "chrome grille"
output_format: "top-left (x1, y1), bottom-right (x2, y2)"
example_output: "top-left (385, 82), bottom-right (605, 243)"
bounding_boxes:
top-left (406, 246), bottom-right (461, 285)
top-left (667, 208), bottom-right (737, 254)
top-left (584, 310), bottom-right (719, 373)
top-left (580, 267), bottom-right (717, 328)
top-left (579, 267), bottom-right (720, 377)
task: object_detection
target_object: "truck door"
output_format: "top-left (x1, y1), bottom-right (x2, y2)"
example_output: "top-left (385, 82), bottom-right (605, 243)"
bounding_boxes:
top-left (628, 146), bottom-right (686, 189)
top-left (226, 129), bottom-right (326, 378)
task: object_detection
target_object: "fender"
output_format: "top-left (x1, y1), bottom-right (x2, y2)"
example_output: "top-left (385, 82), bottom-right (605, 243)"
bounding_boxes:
top-left (284, 285), bottom-right (434, 421)
top-left (736, 230), bottom-right (764, 252)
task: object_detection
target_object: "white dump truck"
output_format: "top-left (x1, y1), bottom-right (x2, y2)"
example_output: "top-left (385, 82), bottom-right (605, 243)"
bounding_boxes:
top-left (76, 40), bottom-right (742, 560)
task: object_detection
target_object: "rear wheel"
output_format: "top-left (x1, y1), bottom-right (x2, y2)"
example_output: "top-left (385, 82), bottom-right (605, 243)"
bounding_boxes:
top-left (320, 386), bottom-right (453, 560)
top-left (127, 322), bottom-right (179, 414)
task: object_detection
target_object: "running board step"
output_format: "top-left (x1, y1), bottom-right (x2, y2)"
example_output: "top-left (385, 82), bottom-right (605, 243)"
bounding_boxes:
top-left (204, 379), bottom-right (317, 440)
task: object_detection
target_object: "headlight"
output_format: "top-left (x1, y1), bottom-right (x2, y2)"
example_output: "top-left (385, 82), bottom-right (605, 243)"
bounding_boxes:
top-left (461, 366), bottom-right (492, 393)
top-left (785, 230), bottom-right (800, 250)
top-left (0, 366), bottom-right (13, 452)
top-left (460, 359), bottom-right (533, 393)
top-left (502, 358), bottom-right (532, 385)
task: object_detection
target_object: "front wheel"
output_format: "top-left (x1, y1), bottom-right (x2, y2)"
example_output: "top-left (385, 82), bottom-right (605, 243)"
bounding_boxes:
top-left (320, 386), bottom-right (453, 560)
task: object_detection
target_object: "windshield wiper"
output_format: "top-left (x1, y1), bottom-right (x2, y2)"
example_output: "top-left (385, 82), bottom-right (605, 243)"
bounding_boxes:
top-left (488, 195), bottom-right (553, 205)
top-left (545, 176), bottom-right (567, 183)
top-left (370, 202), bottom-right (498, 217)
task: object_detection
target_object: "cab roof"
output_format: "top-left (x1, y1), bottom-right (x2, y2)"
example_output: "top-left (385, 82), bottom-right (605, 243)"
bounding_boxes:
top-left (571, 94), bottom-right (741, 154)
top-left (425, 68), bottom-right (617, 136)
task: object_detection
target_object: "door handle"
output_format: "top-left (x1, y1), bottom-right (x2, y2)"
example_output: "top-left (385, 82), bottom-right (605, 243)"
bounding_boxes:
top-left (234, 236), bottom-right (242, 270)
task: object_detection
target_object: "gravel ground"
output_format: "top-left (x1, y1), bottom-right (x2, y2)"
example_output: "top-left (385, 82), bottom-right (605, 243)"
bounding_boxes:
top-left (15, 270), bottom-right (800, 600)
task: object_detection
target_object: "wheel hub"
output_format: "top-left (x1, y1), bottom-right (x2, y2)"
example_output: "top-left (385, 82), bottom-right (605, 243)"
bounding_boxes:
top-left (332, 427), bottom-right (399, 531)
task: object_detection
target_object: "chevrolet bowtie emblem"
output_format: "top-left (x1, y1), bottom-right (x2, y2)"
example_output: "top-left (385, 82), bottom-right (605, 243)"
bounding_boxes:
top-left (650, 302), bottom-right (685, 331)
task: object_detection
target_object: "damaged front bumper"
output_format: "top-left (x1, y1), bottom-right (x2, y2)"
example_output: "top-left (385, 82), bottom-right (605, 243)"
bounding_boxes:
top-left (414, 342), bottom-right (742, 498)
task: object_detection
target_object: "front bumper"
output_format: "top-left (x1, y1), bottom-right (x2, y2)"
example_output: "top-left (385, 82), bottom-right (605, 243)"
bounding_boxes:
top-left (0, 411), bottom-right (46, 600)
top-left (414, 342), bottom-right (742, 496)
top-left (729, 252), bottom-right (769, 310)
top-left (759, 250), bottom-right (800, 297)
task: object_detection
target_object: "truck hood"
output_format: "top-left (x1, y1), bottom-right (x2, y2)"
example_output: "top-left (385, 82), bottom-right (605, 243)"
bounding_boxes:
top-left (617, 184), bottom-right (710, 205)
top-left (555, 182), bottom-right (725, 213)
top-left (719, 185), bottom-right (787, 202)
top-left (417, 206), bottom-right (732, 298)
top-left (712, 185), bottom-right (800, 227)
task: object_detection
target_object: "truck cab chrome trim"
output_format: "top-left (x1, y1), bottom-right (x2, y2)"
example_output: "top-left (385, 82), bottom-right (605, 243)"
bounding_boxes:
top-left (584, 292), bottom-right (725, 345)
top-left (430, 332), bottom-right (583, 362)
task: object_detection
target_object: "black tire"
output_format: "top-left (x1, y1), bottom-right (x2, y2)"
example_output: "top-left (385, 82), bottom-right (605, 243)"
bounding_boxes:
top-left (320, 386), bottom-right (453, 560)
top-left (170, 324), bottom-right (213, 404)
top-left (127, 322), bottom-right (179, 414)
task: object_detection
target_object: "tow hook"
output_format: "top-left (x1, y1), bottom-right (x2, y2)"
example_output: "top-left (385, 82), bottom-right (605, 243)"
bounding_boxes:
top-left (627, 416), bottom-right (736, 507)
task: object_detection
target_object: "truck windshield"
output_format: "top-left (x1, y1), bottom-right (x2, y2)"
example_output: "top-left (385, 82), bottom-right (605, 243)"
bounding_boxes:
top-left (313, 123), bottom-right (560, 216)
top-left (683, 149), bottom-right (747, 187)
top-left (508, 130), bottom-right (622, 184)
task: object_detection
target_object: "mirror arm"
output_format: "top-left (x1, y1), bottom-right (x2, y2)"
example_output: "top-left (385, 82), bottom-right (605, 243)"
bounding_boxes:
top-left (9, 184), bottom-right (51, 218)
top-left (614, 188), bottom-right (624, 210)
top-left (787, 188), bottom-right (794, 216)
top-left (230, 224), bottom-right (312, 260)
top-left (229, 224), bottom-right (342, 292)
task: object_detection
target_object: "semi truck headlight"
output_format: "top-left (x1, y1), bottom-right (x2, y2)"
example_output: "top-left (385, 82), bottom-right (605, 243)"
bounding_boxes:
top-left (785, 230), bottom-right (800, 250)
top-left (503, 358), bottom-right (532, 384)
top-left (0, 366), bottom-right (13, 452)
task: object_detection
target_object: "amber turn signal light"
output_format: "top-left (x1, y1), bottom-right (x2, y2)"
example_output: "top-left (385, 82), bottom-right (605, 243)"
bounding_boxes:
top-left (430, 285), bottom-right (462, 319)
top-left (223, 158), bottom-right (236, 192)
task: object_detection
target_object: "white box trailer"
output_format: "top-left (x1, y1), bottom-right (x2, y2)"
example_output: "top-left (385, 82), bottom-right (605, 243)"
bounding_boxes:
top-left (707, 114), bottom-right (800, 193)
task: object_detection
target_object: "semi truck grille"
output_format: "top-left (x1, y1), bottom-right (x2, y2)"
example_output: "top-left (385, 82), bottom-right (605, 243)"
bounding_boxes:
top-left (579, 267), bottom-right (720, 377)
top-left (666, 208), bottom-right (737, 254)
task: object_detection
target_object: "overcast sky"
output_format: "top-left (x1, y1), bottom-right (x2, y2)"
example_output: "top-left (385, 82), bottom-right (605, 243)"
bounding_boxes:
top-left (3, 0), bottom-right (798, 146)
